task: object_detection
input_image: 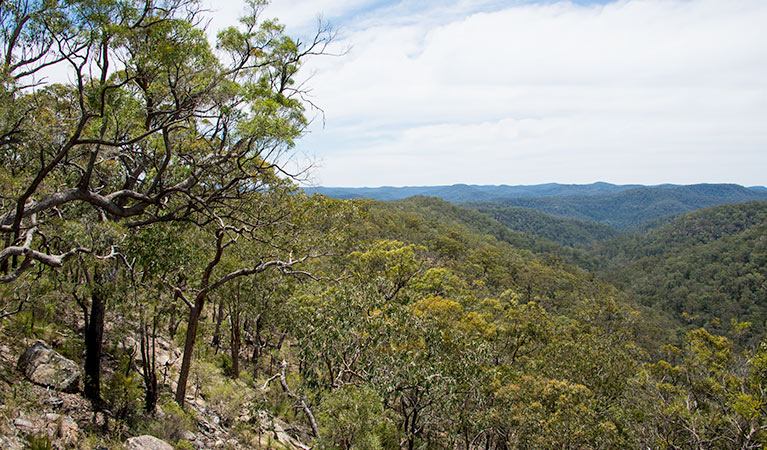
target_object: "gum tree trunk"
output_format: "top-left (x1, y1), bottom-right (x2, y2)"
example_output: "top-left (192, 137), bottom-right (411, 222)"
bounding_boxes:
top-left (84, 290), bottom-right (105, 403)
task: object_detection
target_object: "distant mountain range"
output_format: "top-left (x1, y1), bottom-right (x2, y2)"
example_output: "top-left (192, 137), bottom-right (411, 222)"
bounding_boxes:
top-left (304, 183), bottom-right (767, 229)
top-left (303, 182), bottom-right (646, 202)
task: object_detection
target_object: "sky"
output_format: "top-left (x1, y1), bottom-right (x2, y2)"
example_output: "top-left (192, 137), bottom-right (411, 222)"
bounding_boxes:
top-left (203, 0), bottom-right (767, 188)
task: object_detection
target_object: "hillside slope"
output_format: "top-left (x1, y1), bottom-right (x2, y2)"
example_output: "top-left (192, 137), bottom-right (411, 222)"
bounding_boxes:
top-left (466, 203), bottom-right (619, 246)
top-left (492, 184), bottom-right (767, 228)
top-left (593, 201), bottom-right (767, 342)
top-left (366, 196), bottom-right (603, 269)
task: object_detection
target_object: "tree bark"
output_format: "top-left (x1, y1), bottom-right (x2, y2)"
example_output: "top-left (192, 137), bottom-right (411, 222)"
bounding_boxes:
top-left (212, 298), bottom-right (224, 353)
top-left (140, 314), bottom-right (159, 413)
top-left (251, 314), bottom-right (263, 375)
top-left (230, 302), bottom-right (241, 378)
top-left (84, 290), bottom-right (105, 404)
top-left (168, 301), bottom-right (179, 339)
top-left (175, 298), bottom-right (204, 405)
top-left (278, 360), bottom-right (319, 437)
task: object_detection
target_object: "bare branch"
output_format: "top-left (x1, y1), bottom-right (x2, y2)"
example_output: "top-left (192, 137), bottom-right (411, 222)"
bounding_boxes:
top-left (278, 359), bottom-right (319, 437)
top-left (0, 293), bottom-right (28, 320)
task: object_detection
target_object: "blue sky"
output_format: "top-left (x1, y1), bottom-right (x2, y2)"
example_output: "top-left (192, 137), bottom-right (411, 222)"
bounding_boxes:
top-left (206, 0), bottom-right (767, 187)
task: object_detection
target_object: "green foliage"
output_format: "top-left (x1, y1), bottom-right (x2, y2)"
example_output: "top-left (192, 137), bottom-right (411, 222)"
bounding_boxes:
top-left (1, 187), bottom-right (764, 449)
top-left (469, 203), bottom-right (618, 246)
top-left (627, 329), bottom-right (767, 449)
top-left (315, 386), bottom-right (395, 450)
top-left (174, 440), bottom-right (195, 450)
top-left (350, 240), bottom-right (425, 302)
top-left (203, 378), bottom-right (251, 427)
top-left (26, 433), bottom-right (52, 450)
top-left (148, 400), bottom-right (196, 444)
top-left (216, 353), bottom-right (235, 378)
top-left (596, 202), bottom-right (767, 343)
top-left (371, 196), bottom-right (601, 269)
top-left (493, 376), bottom-right (620, 449)
top-left (104, 356), bottom-right (143, 423)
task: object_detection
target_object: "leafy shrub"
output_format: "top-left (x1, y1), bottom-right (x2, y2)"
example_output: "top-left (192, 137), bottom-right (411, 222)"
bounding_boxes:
top-left (55, 338), bottom-right (83, 362)
top-left (315, 385), bottom-right (395, 450)
top-left (104, 367), bottom-right (143, 423)
top-left (147, 400), bottom-right (196, 443)
top-left (204, 378), bottom-right (250, 427)
top-left (174, 439), bottom-right (195, 450)
top-left (216, 353), bottom-right (234, 378)
top-left (5, 310), bottom-right (54, 340)
top-left (26, 433), bottom-right (52, 450)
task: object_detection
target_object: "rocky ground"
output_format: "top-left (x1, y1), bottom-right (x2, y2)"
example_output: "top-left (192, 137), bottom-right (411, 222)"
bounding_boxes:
top-left (0, 337), bottom-right (310, 450)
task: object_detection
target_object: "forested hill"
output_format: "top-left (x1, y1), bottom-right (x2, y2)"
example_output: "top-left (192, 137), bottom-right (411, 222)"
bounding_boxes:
top-left (366, 196), bottom-right (602, 269)
top-left (306, 183), bottom-right (767, 229)
top-left (485, 184), bottom-right (767, 228)
top-left (465, 203), bottom-right (619, 247)
top-left (593, 201), bottom-right (767, 343)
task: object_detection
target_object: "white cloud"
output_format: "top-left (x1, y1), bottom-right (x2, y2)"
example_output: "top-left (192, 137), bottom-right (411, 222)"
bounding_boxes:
top-left (209, 0), bottom-right (767, 187)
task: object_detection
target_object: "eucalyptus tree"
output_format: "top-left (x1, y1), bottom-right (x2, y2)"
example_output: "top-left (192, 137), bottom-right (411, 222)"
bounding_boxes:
top-left (167, 180), bottom-right (311, 405)
top-left (0, 0), bottom-right (335, 405)
top-left (0, 0), bottom-right (333, 278)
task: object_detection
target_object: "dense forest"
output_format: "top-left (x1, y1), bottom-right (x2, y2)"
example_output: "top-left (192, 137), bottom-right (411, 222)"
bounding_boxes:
top-left (1, 1), bottom-right (767, 450)
top-left (463, 203), bottom-right (618, 247)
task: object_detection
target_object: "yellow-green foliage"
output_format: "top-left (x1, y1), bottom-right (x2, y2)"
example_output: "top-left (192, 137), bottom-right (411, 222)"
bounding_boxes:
top-left (315, 385), bottom-right (395, 450)
top-left (204, 378), bottom-right (251, 427)
top-left (494, 375), bottom-right (619, 449)
top-left (629, 330), bottom-right (767, 448)
top-left (174, 439), bottom-right (195, 450)
top-left (26, 433), bottom-right (52, 450)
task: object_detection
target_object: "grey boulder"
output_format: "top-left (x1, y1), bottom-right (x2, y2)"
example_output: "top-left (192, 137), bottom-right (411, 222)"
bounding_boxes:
top-left (17, 341), bottom-right (81, 392)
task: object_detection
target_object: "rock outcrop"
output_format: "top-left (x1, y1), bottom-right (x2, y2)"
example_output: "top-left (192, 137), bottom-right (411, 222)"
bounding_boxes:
top-left (125, 435), bottom-right (174, 450)
top-left (17, 341), bottom-right (81, 392)
top-left (8, 412), bottom-right (80, 447)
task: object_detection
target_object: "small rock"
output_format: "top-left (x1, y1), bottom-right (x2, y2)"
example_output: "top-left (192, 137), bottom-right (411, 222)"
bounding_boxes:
top-left (13, 417), bottom-right (36, 431)
top-left (182, 431), bottom-right (197, 441)
top-left (191, 396), bottom-right (207, 408)
top-left (197, 417), bottom-right (217, 434)
top-left (125, 435), bottom-right (174, 450)
top-left (17, 341), bottom-right (81, 392)
top-left (44, 414), bottom-right (79, 446)
top-left (94, 411), bottom-right (108, 427)
top-left (44, 396), bottom-right (64, 407)
top-left (157, 353), bottom-right (170, 367)
top-left (0, 344), bottom-right (13, 360)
